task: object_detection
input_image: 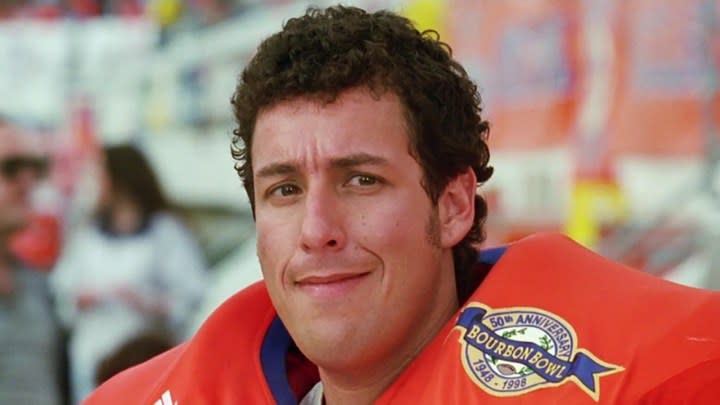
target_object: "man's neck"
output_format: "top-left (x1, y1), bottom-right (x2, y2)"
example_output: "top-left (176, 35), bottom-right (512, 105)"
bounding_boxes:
top-left (320, 356), bottom-right (415, 405)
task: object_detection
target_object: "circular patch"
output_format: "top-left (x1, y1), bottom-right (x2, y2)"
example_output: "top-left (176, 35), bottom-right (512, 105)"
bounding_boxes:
top-left (456, 304), bottom-right (622, 400)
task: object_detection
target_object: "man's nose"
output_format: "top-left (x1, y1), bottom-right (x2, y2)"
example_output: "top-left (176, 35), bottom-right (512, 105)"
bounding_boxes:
top-left (298, 187), bottom-right (346, 252)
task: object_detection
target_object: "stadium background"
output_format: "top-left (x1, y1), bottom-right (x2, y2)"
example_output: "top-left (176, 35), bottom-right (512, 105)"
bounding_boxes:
top-left (1, 0), bottom-right (719, 351)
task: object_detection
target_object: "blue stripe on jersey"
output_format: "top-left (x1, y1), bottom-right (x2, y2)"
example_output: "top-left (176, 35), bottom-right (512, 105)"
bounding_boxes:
top-left (260, 317), bottom-right (297, 405)
top-left (478, 246), bottom-right (507, 265)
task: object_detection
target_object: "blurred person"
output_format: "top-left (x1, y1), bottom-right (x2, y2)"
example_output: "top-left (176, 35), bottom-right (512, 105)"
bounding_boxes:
top-left (87, 6), bottom-right (720, 405)
top-left (50, 144), bottom-right (207, 404)
top-left (0, 118), bottom-right (61, 405)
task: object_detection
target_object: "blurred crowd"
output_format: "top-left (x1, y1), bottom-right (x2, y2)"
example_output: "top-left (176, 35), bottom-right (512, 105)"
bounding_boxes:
top-left (0, 117), bottom-right (208, 404)
top-left (0, 0), bottom-right (284, 28)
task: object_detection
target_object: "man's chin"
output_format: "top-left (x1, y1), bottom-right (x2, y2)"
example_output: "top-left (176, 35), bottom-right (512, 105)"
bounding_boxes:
top-left (297, 318), bottom-right (372, 353)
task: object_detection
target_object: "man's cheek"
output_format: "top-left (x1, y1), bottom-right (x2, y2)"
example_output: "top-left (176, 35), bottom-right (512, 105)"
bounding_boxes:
top-left (256, 238), bottom-right (276, 274)
top-left (359, 216), bottom-right (412, 245)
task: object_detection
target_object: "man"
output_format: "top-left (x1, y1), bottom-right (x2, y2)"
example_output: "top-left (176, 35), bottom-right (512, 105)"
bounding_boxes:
top-left (0, 118), bottom-right (61, 405)
top-left (86, 6), bottom-right (720, 404)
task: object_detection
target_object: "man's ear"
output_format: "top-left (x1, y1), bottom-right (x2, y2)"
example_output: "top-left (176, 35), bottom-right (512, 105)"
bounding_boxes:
top-left (437, 168), bottom-right (477, 248)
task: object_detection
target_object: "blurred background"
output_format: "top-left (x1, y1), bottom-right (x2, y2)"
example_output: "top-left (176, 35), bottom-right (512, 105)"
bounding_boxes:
top-left (0, 0), bottom-right (718, 403)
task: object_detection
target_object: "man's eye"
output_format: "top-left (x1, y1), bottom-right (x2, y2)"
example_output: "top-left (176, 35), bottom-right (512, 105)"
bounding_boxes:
top-left (270, 184), bottom-right (301, 197)
top-left (347, 174), bottom-right (378, 186)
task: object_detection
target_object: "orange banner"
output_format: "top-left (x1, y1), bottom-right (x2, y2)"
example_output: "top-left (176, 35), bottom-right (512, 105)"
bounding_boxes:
top-left (447, 0), bottom-right (582, 150)
top-left (609, 0), bottom-right (719, 157)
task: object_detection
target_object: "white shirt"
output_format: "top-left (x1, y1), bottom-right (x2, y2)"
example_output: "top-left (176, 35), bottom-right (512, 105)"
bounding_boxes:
top-left (50, 213), bottom-right (208, 402)
top-left (299, 382), bottom-right (324, 405)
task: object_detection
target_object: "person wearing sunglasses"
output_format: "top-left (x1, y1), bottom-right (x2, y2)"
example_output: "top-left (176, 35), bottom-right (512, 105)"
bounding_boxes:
top-left (0, 130), bottom-right (48, 239)
top-left (0, 117), bottom-right (61, 405)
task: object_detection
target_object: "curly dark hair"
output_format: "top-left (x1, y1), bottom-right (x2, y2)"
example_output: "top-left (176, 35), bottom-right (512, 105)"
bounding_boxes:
top-left (231, 5), bottom-right (493, 301)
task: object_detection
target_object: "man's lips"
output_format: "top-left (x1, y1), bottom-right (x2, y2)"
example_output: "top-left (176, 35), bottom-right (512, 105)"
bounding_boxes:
top-left (294, 271), bottom-right (372, 299)
top-left (296, 272), bottom-right (371, 285)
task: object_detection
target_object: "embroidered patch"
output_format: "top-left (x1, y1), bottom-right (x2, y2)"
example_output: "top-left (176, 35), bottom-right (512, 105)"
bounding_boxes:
top-left (455, 304), bottom-right (622, 401)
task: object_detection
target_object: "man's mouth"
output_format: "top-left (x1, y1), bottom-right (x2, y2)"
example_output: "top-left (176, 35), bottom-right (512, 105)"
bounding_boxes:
top-left (295, 272), bottom-right (371, 298)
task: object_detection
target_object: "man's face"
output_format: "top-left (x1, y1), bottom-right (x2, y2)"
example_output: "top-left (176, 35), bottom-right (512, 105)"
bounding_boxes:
top-left (252, 88), bottom-right (459, 371)
top-left (0, 127), bottom-right (43, 235)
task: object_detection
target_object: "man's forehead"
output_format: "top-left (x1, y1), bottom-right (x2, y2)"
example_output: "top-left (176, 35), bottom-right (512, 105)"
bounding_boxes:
top-left (254, 88), bottom-right (406, 138)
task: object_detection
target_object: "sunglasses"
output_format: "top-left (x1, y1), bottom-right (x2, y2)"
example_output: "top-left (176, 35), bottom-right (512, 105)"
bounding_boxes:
top-left (0, 156), bottom-right (49, 179)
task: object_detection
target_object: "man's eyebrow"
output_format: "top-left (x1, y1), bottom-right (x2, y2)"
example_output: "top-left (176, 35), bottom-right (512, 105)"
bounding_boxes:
top-left (329, 153), bottom-right (389, 169)
top-left (256, 162), bottom-right (299, 178)
top-left (256, 154), bottom-right (389, 178)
